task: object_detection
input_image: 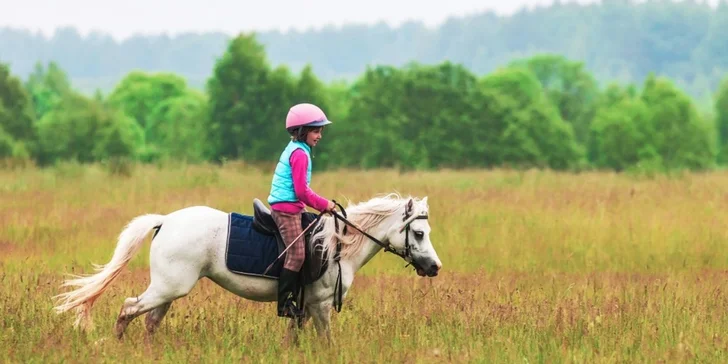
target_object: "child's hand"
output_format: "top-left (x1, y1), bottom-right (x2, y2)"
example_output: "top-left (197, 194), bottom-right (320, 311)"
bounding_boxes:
top-left (326, 200), bottom-right (336, 212)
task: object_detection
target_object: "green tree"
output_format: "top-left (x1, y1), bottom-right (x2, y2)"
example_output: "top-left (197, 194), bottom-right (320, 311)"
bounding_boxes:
top-left (2, 0), bottom-right (728, 99)
top-left (146, 90), bottom-right (211, 162)
top-left (589, 96), bottom-right (653, 171)
top-left (92, 112), bottom-right (144, 161)
top-left (107, 71), bottom-right (198, 161)
top-left (0, 63), bottom-right (36, 151)
top-left (0, 125), bottom-right (14, 158)
top-left (36, 92), bottom-right (143, 165)
top-left (640, 74), bottom-right (716, 171)
top-left (478, 67), bottom-right (585, 170)
top-left (313, 79), bottom-right (351, 170)
top-left (293, 65), bottom-right (330, 108)
top-left (25, 61), bottom-right (72, 120)
top-left (509, 54), bottom-right (600, 145)
top-left (206, 33), bottom-right (283, 162)
top-left (343, 65), bottom-right (408, 169)
top-left (715, 77), bottom-right (728, 164)
top-left (107, 71), bottom-right (187, 128)
top-left (397, 62), bottom-right (484, 169)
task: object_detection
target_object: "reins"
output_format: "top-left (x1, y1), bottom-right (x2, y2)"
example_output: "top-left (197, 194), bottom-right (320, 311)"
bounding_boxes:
top-left (324, 200), bottom-right (428, 312)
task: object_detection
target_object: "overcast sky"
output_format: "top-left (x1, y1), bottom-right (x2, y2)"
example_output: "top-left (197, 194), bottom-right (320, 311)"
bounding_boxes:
top-left (0, 0), bottom-right (612, 40)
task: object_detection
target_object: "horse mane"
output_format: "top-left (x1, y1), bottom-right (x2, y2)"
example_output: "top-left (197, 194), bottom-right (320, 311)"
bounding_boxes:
top-left (313, 193), bottom-right (426, 260)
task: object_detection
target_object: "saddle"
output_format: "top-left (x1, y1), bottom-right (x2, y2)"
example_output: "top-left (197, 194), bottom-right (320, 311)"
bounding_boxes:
top-left (223, 198), bottom-right (329, 285)
top-left (250, 199), bottom-right (316, 252)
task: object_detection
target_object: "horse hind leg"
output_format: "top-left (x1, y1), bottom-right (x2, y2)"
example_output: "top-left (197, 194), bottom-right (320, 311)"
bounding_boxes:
top-left (145, 302), bottom-right (172, 335)
top-left (114, 271), bottom-right (199, 340)
top-left (114, 290), bottom-right (172, 340)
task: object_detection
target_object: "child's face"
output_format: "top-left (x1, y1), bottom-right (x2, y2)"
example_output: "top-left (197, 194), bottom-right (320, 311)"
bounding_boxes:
top-left (305, 127), bottom-right (323, 147)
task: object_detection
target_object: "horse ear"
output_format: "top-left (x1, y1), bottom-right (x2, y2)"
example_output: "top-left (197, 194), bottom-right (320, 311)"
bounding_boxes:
top-left (422, 196), bottom-right (428, 205)
top-left (406, 198), bottom-right (414, 215)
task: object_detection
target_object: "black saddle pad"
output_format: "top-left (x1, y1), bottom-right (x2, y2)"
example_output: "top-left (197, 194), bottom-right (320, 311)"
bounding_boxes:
top-left (224, 210), bottom-right (331, 284)
top-left (224, 212), bottom-right (284, 279)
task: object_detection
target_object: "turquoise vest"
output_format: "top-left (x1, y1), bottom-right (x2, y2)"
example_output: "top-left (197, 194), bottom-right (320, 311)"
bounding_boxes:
top-left (268, 141), bottom-right (312, 205)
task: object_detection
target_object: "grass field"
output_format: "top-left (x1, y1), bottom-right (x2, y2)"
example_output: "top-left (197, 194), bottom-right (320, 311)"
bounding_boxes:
top-left (3, 162), bottom-right (728, 363)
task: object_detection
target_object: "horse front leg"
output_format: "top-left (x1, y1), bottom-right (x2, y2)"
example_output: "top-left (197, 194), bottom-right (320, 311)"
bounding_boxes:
top-left (308, 302), bottom-right (332, 345)
top-left (283, 313), bottom-right (310, 347)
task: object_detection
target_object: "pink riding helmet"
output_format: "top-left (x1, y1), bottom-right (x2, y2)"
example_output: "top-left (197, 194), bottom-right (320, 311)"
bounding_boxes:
top-left (285, 103), bottom-right (332, 130)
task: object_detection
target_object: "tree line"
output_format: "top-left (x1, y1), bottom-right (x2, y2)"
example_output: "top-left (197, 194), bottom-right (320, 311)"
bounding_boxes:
top-left (2, 0), bottom-right (728, 101)
top-left (1, 32), bottom-right (728, 175)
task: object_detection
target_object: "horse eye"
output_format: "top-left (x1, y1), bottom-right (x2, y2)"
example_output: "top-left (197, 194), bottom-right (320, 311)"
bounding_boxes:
top-left (414, 231), bottom-right (424, 239)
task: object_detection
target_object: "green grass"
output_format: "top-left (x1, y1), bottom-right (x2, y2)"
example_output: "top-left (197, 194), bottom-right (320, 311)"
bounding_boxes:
top-left (2, 162), bottom-right (728, 362)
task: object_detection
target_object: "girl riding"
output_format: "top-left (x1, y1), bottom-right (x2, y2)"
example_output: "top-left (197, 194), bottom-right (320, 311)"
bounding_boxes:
top-left (267, 102), bottom-right (336, 319)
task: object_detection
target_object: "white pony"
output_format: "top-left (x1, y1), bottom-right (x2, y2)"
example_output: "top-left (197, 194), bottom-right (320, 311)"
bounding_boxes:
top-left (53, 193), bottom-right (442, 341)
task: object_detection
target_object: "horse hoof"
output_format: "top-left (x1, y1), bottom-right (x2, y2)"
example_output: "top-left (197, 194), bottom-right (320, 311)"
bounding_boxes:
top-left (114, 323), bottom-right (126, 340)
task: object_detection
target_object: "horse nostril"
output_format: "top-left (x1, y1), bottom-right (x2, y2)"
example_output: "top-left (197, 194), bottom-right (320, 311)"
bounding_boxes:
top-left (430, 263), bottom-right (439, 272)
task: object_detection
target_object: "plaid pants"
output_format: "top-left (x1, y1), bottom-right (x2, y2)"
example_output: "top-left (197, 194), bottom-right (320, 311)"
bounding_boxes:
top-left (271, 210), bottom-right (305, 272)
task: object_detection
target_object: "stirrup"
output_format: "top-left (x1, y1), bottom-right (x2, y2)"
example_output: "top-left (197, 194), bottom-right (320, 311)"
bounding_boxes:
top-left (279, 299), bottom-right (304, 319)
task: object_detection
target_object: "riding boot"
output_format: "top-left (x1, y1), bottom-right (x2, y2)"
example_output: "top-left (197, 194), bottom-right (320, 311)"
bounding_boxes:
top-left (277, 268), bottom-right (304, 318)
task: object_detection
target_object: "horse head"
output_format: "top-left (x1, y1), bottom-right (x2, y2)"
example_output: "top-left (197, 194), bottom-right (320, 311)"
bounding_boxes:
top-left (383, 196), bottom-right (442, 277)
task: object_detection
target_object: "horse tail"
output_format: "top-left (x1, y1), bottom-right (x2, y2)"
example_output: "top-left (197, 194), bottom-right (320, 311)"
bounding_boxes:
top-left (53, 213), bottom-right (166, 330)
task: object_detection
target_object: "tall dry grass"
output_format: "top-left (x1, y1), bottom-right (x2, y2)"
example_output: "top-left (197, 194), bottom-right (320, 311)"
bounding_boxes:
top-left (2, 163), bottom-right (728, 362)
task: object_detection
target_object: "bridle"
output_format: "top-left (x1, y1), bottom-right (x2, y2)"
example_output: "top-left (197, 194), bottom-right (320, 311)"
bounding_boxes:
top-left (328, 200), bottom-right (429, 270)
top-left (323, 200), bottom-right (428, 314)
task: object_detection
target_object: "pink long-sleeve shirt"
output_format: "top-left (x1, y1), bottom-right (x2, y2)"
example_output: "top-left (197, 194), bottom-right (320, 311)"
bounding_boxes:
top-left (270, 148), bottom-right (329, 214)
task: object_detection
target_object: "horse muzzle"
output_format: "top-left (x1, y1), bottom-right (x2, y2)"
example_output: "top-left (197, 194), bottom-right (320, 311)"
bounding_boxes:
top-left (416, 260), bottom-right (441, 277)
